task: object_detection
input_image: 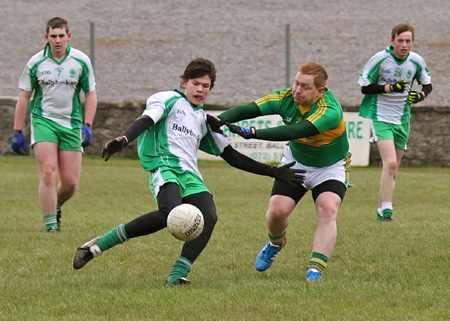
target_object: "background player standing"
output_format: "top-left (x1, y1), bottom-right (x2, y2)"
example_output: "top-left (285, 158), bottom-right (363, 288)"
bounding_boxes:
top-left (11, 17), bottom-right (97, 232)
top-left (358, 23), bottom-right (432, 222)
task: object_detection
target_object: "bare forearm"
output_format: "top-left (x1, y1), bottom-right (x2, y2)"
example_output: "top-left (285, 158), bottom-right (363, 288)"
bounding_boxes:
top-left (84, 90), bottom-right (98, 126)
top-left (14, 90), bottom-right (32, 130)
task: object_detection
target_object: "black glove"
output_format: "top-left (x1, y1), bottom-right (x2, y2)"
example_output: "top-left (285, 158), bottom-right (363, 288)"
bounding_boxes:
top-left (407, 90), bottom-right (424, 104)
top-left (101, 136), bottom-right (128, 161)
top-left (206, 114), bottom-right (224, 134)
top-left (226, 123), bottom-right (256, 139)
top-left (272, 161), bottom-right (306, 187)
top-left (389, 80), bottom-right (407, 93)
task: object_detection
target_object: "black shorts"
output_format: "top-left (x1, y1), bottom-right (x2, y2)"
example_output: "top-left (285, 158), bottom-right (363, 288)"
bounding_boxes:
top-left (271, 179), bottom-right (347, 204)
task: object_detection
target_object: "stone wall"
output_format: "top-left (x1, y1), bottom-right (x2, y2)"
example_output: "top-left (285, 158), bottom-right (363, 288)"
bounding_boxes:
top-left (1, 98), bottom-right (449, 166)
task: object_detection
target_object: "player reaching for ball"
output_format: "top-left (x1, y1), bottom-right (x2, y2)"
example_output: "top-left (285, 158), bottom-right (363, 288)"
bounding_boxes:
top-left (72, 58), bottom-right (306, 286)
top-left (207, 62), bottom-right (351, 282)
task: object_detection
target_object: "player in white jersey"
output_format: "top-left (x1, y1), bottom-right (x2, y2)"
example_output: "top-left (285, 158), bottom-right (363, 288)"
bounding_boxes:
top-left (358, 23), bottom-right (432, 222)
top-left (72, 58), bottom-right (306, 286)
top-left (11, 17), bottom-right (97, 232)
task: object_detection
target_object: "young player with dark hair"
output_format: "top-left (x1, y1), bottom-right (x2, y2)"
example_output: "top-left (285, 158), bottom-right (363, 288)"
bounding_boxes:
top-left (72, 58), bottom-right (305, 285)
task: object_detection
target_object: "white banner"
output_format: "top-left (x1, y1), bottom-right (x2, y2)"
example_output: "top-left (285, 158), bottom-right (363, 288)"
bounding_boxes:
top-left (199, 111), bottom-right (371, 166)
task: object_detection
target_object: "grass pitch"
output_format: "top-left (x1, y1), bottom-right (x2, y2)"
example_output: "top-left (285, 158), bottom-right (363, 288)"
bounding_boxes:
top-left (0, 156), bottom-right (449, 320)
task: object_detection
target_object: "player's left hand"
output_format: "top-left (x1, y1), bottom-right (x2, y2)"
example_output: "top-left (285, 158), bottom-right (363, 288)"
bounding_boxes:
top-left (81, 125), bottom-right (92, 148)
top-left (272, 161), bottom-right (306, 187)
top-left (407, 90), bottom-right (424, 104)
top-left (226, 123), bottom-right (256, 139)
top-left (206, 114), bottom-right (224, 134)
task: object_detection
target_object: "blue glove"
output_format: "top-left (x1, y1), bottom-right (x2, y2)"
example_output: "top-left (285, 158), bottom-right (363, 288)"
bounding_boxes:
top-left (226, 122), bottom-right (256, 139)
top-left (81, 124), bottom-right (92, 148)
top-left (11, 131), bottom-right (27, 155)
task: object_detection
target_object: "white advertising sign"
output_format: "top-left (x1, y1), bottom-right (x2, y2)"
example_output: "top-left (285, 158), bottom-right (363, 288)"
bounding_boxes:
top-left (198, 111), bottom-right (371, 166)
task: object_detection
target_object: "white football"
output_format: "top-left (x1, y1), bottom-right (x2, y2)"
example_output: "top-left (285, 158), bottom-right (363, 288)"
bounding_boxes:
top-left (167, 204), bottom-right (204, 241)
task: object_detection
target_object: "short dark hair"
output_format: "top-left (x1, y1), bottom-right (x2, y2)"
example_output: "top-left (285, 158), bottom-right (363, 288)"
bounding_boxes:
top-left (46, 17), bottom-right (69, 34)
top-left (391, 23), bottom-right (414, 41)
top-left (180, 58), bottom-right (217, 89)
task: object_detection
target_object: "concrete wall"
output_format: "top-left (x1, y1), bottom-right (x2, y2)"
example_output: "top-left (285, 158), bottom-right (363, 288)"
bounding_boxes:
top-left (1, 98), bottom-right (449, 166)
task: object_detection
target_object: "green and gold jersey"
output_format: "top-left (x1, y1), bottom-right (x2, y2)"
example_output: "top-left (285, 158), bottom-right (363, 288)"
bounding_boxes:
top-left (255, 87), bottom-right (349, 167)
top-left (19, 44), bottom-right (95, 129)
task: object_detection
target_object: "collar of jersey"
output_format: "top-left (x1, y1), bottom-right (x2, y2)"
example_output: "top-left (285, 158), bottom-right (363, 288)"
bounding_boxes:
top-left (297, 87), bottom-right (328, 115)
top-left (386, 45), bottom-right (409, 64)
top-left (174, 89), bottom-right (203, 110)
top-left (43, 43), bottom-right (71, 64)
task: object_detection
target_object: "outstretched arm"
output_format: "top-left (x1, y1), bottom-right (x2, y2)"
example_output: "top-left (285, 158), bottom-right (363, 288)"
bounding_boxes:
top-left (206, 102), bottom-right (262, 133)
top-left (101, 115), bottom-right (154, 161)
top-left (226, 119), bottom-right (319, 141)
top-left (219, 102), bottom-right (262, 123)
top-left (220, 145), bottom-right (305, 187)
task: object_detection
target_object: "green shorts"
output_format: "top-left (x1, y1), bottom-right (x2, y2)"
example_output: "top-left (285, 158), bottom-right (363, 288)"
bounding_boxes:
top-left (30, 116), bottom-right (82, 151)
top-left (149, 167), bottom-right (209, 201)
top-left (371, 120), bottom-right (409, 150)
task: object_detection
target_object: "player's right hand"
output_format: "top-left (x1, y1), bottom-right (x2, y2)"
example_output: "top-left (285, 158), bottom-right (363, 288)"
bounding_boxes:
top-left (101, 136), bottom-right (128, 161)
top-left (272, 161), bottom-right (306, 187)
top-left (226, 123), bottom-right (257, 139)
top-left (11, 132), bottom-right (27, 155)
top-left (389, 80), bottom-right (407, 93)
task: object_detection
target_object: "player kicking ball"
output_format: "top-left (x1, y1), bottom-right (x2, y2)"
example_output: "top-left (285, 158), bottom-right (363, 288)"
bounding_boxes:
top-left (73, 58), bottom-right (305, 285)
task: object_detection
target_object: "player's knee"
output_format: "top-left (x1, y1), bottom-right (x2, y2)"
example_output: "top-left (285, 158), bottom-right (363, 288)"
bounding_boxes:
top-left (384, 160), bottom-right (398, 176)
top-left (267, 206), bottom-right (291, 223)
top-left (317, 205), bottom-right (338, 224)
top-left (203, 207), bottom-right (218, 229)
top-left (40, 166), bottom-right (58, 186)
top-left (61, 178), bottom-right (79, 193)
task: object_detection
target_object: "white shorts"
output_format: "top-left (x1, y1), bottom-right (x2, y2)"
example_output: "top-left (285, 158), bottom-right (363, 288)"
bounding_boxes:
top-left (281, 145), bottom-right (349, 190)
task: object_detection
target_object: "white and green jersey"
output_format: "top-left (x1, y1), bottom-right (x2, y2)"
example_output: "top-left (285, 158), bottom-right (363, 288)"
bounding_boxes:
top-left (19, 44), bottom-right (96, 129)
top-left (137, 89), bottom-right (230, 179)
top-left (358, 45), bottom-right (431, 125)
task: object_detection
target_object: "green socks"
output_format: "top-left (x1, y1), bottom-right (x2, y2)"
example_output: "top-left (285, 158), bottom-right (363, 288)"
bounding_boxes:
top-left (308, 252), bottom-right (328, 274)
top-left (44, 215), bottom-right (58, 231)
top-left (269, 232), bottom-right (286, 247)
top-left (167, 257), bottom-right (192, 284)
top-left (97, 224), bottom-right (129, 252)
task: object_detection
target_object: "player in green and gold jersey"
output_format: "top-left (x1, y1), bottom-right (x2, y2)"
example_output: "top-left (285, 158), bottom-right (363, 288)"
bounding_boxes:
top-left (208, 62), bottom-right (350, 282)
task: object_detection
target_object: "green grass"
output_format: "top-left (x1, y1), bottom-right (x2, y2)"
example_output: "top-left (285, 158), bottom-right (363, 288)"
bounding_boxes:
top-left (1, 156), bottom-right (449, 321)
